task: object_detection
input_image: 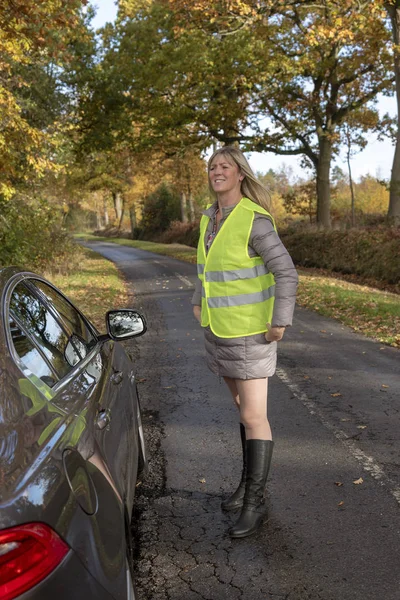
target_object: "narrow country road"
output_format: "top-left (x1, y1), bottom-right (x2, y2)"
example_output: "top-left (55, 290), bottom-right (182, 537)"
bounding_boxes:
top-left (84, 241), bottom-right (400, 600)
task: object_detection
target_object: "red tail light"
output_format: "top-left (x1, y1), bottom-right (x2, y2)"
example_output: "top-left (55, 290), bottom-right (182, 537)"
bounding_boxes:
top-left (0, 522), bottom-right (69, 600)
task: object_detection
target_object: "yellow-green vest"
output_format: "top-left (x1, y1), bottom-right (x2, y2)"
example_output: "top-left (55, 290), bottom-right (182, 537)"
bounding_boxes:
top-left (197, 197), bottom-right (276, 338)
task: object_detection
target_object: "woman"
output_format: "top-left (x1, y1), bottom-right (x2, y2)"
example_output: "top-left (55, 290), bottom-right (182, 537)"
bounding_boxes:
top-left (192, 147), bottom-right (298, 538)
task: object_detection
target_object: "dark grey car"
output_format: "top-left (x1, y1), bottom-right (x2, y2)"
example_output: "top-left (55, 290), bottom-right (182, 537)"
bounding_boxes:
top-left (0, 267), bottom-right (148, 600)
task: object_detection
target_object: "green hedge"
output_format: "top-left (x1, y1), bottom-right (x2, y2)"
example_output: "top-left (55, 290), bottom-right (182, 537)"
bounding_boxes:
top-left (280, 227), bottom-right (400, 286)
top-left (154, 221), bottom-right (400, 288)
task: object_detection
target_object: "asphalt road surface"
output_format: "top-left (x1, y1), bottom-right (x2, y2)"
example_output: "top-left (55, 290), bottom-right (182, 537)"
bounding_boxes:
top-left (84, 241), bottom-right (400, 600)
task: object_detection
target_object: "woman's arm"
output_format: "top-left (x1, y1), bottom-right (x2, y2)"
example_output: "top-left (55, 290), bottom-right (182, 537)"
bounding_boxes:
top-left (249, 215), bottom-right (298, 339)
top-left (191, 278), bottom-right (202, 322)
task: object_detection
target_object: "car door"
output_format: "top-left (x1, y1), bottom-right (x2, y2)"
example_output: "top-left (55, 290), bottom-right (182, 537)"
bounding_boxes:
top-left (95, 338), bottom-right (140, 513)
top-left (6, 276), bottom-right (130, 599)
top-left (32, 278), bottom-right (139, 504)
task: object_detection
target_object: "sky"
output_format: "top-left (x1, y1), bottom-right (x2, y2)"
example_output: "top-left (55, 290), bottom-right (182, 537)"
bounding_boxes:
top-left (90, 0), bottom-right (397, 182)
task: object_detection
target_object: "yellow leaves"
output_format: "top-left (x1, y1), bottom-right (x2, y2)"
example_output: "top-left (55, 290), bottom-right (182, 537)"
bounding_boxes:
top-left (331, 392), bottom-right (342, 397)
top-left (0, 183), bottom-right (14, 200)
top-left (353, 477), bottom-right (364, 485)
top-left (119, 0), bottom-right (154, 19)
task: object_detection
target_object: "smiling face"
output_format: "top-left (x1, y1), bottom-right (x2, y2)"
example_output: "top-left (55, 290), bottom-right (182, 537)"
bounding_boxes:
top-left (208, 153), bottom-right (243, 198)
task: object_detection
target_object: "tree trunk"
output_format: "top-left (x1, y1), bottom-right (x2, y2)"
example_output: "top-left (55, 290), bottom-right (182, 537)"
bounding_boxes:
top-left (112, 191), bottom-right (123, 222)
top-left (96, 211), bottom-right (102, 230)
top-left (346, 147), bottom-right (356, 227)
top-left (316, 136), bottom-right (332, 228)
top-left (117, 196), bottom-right (125, 230)
top-left (129, 206), bottom-right (137, 238)
top-left (188, 191), bottom-right (195, 223)
top-left (103, 197), bottom-right (109, 226)
top-left (180, 191), bottom-right (188, 223)
top-left (386, 2), bottom-right (400, 225)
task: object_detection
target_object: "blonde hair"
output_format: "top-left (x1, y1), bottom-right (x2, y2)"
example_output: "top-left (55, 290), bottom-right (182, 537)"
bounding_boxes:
top-left (207, 146), bottom-right (271, 212)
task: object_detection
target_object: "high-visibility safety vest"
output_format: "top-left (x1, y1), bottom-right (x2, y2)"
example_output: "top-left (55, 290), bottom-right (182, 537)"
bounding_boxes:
top-left (197, 197), bottom-right (276, 338)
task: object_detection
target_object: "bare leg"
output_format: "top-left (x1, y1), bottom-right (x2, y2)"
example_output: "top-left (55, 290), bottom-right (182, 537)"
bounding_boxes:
top-left (236, 378), bottom-right (272, 441)
top-left (223, 376), bottom-right (240, 411)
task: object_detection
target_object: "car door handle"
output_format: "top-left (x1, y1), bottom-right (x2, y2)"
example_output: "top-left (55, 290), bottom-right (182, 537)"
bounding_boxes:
top-left (111, 371), bottom-right (124, 385)
top-left (96, 409), bottom-right (111, 430)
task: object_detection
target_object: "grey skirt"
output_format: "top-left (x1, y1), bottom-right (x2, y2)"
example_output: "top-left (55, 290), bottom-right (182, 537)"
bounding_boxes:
top-left (204, 327), bottom-right (277, 380)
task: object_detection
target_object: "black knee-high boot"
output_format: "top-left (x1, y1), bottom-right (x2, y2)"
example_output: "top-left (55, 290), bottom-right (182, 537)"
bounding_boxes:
top-left (221, 423), bottom-right (247, 511)
top-left (229, 439), bottom-right (274, 538)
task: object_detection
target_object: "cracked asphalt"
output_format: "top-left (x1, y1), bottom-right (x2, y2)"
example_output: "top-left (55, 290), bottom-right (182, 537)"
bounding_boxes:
top-left (83, 242), bottom-right (400, 600)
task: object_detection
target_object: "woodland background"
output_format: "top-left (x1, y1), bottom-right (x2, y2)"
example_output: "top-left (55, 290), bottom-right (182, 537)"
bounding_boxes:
top-left (1, 0), bottom-right (400, 289)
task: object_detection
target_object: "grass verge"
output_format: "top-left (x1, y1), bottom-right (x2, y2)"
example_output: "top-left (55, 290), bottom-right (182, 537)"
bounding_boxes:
top-left (48, 247), bottom-right (128, 330)
top-left (73, 233), bottom-right (197, 264)
top-left (74, 234), bottom-right (400, 347)
top-left (296, 271), bottom-right (399, 348)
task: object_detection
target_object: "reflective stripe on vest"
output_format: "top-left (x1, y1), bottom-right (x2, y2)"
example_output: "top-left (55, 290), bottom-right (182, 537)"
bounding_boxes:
top-left (207, 285), bottom-right (276, 309)
top-left (196, 197), bottom-right (276, 338)
top-left (205, 264), bottom-right (269, 283)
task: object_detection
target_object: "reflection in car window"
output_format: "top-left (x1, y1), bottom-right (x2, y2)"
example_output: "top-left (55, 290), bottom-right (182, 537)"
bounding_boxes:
top-left (9, 283), bottom-right (81, 381)
top-left (9, 318), bottom-right (57, 387)
top-left (65, 334), bottom-right (88, 367)
top-left (32, 280), bottom-right (96, 347)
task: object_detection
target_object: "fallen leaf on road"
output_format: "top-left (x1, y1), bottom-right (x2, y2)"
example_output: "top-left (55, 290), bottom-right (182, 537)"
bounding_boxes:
top-left (353, 477), bottom-right (364, 485)
top-left (137, 378), bottom-right (147, 383)
top-left (341, 418), bottom-right (350, 422)
top-left (320, 329), bottom-right (327, 333)
top-left (331, 392), bottom-right (342, 397)
top-left (199, 478), bottom-right (206, 484)
top-left (338, 501), bottom-right (344, 507)
top-left (382, 384), bottom-right (389, 388)
top-left (357, 425), bottom-right (367, 429)
top-left (334, 482), bottom-right (343, 487)
top-left (304, 375), bottom-right (310, 379)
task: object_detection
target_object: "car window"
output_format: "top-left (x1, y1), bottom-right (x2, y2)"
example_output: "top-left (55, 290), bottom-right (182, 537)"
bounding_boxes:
top-left (9, 317), bottom-right (57, 387)
top-left (31, 280), bottom-right (96, 346)
top-left (9, 282), bottom-right (83, 382)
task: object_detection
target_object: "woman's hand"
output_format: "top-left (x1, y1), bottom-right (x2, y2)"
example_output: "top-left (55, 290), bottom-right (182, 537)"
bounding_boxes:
top-left (265, 323), bottom-right (285, 342)
top-left (193, 305), bottom-right (201, 322)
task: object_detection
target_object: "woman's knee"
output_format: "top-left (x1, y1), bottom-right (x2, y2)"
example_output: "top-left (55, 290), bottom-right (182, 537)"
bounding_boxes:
top-left (240, 411), bottom-right (268, 430)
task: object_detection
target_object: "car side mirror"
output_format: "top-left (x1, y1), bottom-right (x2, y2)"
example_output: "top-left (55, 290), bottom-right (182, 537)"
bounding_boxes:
top-left (106, 309), bottom-right (147, 340)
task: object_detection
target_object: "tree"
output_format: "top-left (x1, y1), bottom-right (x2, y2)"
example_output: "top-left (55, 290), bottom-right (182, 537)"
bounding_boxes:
top-left (140, 183), bottom-right (181, 234)
top-left (167, 150), bottom-right (208, 222)
top-left (282, 180), bottom-right (317, 223)
top-left (385, 0), bottom-right (400, 224)
top-left (0, 0), bottom-right (90, 198)
top-left (133, 1), bottom-right (395, 228)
